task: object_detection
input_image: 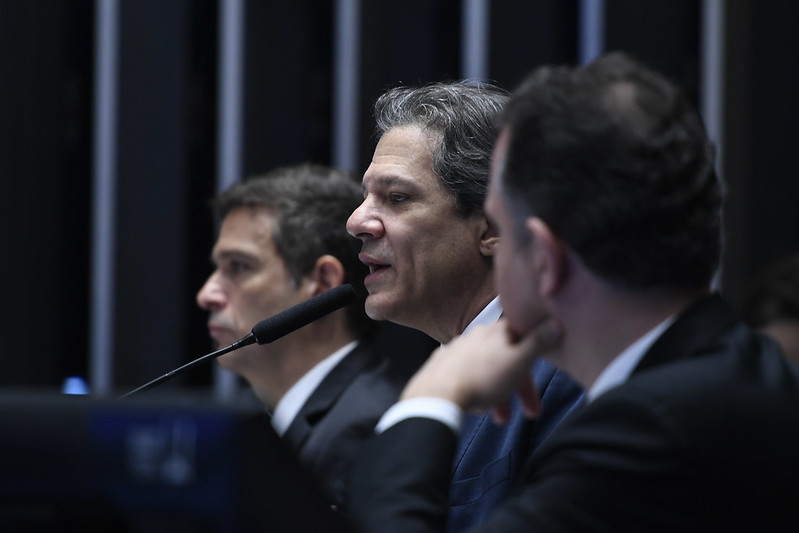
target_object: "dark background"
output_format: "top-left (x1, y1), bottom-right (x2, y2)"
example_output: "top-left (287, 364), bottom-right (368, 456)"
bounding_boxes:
top-left (2, 1), bottom-right (797, 392)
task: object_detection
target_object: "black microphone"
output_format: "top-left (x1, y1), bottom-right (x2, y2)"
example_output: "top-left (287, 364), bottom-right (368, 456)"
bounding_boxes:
top-left (118, 284), bottom-right (357, 400)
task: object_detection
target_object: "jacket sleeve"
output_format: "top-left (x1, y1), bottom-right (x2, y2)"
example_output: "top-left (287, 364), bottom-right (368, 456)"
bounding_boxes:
top-left (348, 417), bottom-right (457, 533)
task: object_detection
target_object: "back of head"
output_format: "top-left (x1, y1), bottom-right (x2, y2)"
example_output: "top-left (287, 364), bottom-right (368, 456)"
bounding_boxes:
top-left (374, 81), bottom-right (508, 218)
top-left (499, 52), bottom-right (721, 291)
top-left (212, 163), bottom-right (376, 338)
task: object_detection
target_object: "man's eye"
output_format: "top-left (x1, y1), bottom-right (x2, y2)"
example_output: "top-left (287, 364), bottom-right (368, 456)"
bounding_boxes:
top-left (225, 261), bottom-right (249, 275)
top-left (388, 192), bottom-right (408, 204)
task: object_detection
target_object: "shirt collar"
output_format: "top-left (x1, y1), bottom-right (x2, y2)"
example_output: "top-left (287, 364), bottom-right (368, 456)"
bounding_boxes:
top-left (462, 296), bottom-right (503, 337)
top-left (271, 340), bottom-right (359, 436)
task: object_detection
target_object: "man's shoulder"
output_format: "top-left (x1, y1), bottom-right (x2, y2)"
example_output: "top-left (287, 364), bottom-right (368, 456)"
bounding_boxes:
top-left (313, 340), bottom-right (413, 427)
top-left (559, 327), bottom-right (799, 458)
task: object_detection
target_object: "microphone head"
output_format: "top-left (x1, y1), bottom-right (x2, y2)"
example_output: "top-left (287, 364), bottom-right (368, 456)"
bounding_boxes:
top-left (251, 284), bottom-right (357, 344)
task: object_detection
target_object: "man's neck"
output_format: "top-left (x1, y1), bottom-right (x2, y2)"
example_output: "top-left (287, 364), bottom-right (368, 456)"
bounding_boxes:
top-left (248, 320), bottom-right (355, 409)
top-left (429, 286), bottom-right (499, 344)
top-left (552, 274), bottom-right (705, 391)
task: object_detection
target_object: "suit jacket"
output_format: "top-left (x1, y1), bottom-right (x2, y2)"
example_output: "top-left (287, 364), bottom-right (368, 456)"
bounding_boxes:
top-left (447, 359), bottom-right (583, 532)
top-left (281, 338), bottom-right (416, 509)
top-left (349, 294), bottom-right (799, 532)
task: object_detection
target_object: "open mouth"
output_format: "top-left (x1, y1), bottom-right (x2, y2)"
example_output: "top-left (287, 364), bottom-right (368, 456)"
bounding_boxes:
top-left (369, 263), bottom-right (389, 274)
top-left (360, 254), bottom-right (391, 282)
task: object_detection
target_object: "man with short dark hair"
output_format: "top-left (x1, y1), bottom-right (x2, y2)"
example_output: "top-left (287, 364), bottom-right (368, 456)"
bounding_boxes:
top-left (349, 53), bottom-right (799, 532)
top-left (196, 163), bottom-right (420, 508)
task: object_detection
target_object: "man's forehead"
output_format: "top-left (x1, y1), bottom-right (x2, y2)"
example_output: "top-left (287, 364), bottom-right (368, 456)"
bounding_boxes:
top-left (370, 126), bottom-right (435, 164)
top-left (216, 208), bottom-right (275, 246)
top-left (362, 158), bottom-right (443, 195)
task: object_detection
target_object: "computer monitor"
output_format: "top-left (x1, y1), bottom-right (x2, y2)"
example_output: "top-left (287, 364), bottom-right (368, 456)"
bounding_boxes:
top-left (0, 390), bottom-right (345, 532)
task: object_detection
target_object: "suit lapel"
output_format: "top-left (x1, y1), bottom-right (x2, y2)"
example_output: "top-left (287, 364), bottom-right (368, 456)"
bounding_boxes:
top-left (282, 341), bottom-right (378, 453)
top-left (452, 412), bottom-right (488, 474)
top-left (282, 411), bottom-right (312, 452)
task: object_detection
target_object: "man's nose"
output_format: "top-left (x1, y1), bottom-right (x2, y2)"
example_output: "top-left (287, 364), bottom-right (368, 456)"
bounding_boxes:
top-left (196, 272), bottom-right (226, 311)
top-left (347, 200), bottom-right (384, 240)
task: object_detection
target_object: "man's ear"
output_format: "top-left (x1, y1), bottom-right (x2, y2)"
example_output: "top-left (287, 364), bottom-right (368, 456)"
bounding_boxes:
top-left (527, 217), bottom-right (567, 296)
top-left (305, 255), bottom-right (346, 296)
top-left (478, 216), bottom-right (499, 257)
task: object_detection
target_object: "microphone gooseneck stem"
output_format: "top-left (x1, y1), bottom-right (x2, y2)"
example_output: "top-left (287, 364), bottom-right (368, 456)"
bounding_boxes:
top-left (117, 333), bottom-right (256, 400)
top-left (116, 284), bottom-right (355, 401)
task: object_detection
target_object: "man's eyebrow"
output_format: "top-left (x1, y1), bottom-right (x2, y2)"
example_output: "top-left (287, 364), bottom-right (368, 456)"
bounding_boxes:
top-left (211, 249), bottom-right (255, 263)
top-left (363, 174), bottom-right (420, 191)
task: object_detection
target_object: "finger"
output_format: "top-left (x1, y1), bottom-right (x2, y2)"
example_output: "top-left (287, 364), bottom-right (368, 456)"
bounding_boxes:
top-left (491, 399), bottom-right (512, 425)
top-left (516, 373), bottom-right (542, 418)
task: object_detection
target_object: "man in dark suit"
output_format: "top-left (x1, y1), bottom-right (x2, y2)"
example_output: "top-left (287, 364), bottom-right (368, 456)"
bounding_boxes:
top-left (346, 82), bottom-right (584, 531)
top-left (348, 52), bottom-right (799, 532)
top-left (196, 164), bottom-right (424, 508)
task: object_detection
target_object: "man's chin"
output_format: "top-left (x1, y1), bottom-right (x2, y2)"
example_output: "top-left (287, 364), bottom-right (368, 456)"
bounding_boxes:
top-left (365, 294), bottom-right (403, 323)
top-left (366, 300), bottom-right (427, 334)
top-left (364, 296), bottom-right (387, 321)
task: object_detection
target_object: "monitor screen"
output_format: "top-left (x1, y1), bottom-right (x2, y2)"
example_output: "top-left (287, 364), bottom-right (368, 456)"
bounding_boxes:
top-left (0, 390), bottom-right (345, 532)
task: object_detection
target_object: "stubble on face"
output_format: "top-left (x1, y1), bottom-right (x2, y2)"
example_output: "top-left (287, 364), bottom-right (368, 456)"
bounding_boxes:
top-left (203, 207), bottom-right (300, 350)
top-left (356, 126), bottom-right (492, 339)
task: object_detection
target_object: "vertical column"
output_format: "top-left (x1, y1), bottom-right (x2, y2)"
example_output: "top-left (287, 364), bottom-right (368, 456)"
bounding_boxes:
top-left (214, 0), bottom-right (246, 400)
top-left (333, 0), bottom-right (361, 173)
top-left (700, 0), bottom-right (726, 290)
top-left (700, 0), bottom-right (725, 179)
top-left (578, 0), bottom-right (605, 65)
top-left (89, 0), bottom-right (120, 397)
top-left (461, 0), bottom-right (489, 82)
